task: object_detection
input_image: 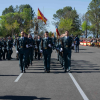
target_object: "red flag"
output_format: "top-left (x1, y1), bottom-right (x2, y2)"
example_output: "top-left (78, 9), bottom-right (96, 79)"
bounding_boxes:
top-left (37, 8), bottom-right (47, 24)
top-left (56, 26), bottom-right (60, 36)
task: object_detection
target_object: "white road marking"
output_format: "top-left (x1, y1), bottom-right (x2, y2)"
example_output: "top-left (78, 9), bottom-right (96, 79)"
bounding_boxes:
top-left (69, 73), bottom-right (89, 100)
top-left (14, 73), bottom-right (23, 82)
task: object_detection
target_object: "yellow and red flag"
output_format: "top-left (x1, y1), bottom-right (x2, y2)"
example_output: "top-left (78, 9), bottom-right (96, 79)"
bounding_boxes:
top-left (37, 8), bottom-right (47, 24)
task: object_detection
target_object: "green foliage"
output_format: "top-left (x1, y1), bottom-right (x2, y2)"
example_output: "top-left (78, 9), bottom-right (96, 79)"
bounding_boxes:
top-left (49, 31), bottom-right (52, 37)
top-left (88, 36), bottom-right (92, 39)
top-left (58, 18), bottom-right (73, 33)
top-left (87, 0), bottom-right (100, 38)
top-left (81, 21), bottom-right (90, 31)
top-left (0, 4), bottom-right (35, 37)
top-left (53, 6), bottom-right (81, 35)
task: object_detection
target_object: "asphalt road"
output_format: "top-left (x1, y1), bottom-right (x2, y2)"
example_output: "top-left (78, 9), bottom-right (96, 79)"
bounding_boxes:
top-left (0, 45), bottom-right (100, 100)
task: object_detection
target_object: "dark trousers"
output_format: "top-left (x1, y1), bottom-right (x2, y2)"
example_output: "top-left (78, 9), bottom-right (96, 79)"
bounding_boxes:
top-left (3, 49), bottom-right (7, 59)
top-left (35, 51), bottom-right (37, 59)
top-left (63, 49), bottom-right (71, 70)
top-left (75, 45), bottom-right (79, 52)
top-left (37, 52), bottom-right (40, 60)
top-left (43, 53), bottom-right (51, 71)
top-left (29, 48), bottom-right (33, 64)
top-left (0, 50), bottom-right (2, 60)
top-left (19, 53), bottom-right (25, 71)
top-left (25, 49), bottom-right (29, 67)
top-left (7, 50), bottom-right (11, 60)
top-left (32, 48), bottom-right (34, 61)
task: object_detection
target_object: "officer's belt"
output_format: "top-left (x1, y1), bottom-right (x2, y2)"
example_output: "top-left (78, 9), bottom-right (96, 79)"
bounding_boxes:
top-left (44, 47), bottom-right (48, 49)
top-left (20, 46), bottom-right (25, 48)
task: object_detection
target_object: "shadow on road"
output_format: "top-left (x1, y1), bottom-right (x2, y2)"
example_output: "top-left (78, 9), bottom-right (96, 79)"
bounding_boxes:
top-left (0, 75), bottom-right (18, 76)
top-left (79, 49), bottom-right (87, 50)
top-left (79, 52), bottom-right (95, 53)
top-left (71, 60), bottom-right (100, 73)
top-left (24, 57), bottom-right (100, 73)
top-left (0, 95), bottom-right (51, 100)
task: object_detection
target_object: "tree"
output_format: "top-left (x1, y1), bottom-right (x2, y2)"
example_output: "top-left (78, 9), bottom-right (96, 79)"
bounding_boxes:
top-left (2, 5), bottom-right (14, 15)
top-left (58, 18), bottom-right (73, 34)
top-left (81, 21), bottom-right (90, 38)
top-left (87, 0), bottom-right (100, 38)
top-left (0, 4), bottom-right (35, 37)
top-left (49, 31), bottom-right (52, 37)
top-left (53, 6), bottom-right (81, 35)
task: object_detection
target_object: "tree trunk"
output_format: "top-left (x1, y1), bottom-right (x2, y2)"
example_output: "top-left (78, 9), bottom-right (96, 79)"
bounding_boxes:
top-left (85, 27), bottom-right (87, 38)
top-left (97, 29), bottom-right (98, 38)
top-left (12, 29), bottom-right (14, 37)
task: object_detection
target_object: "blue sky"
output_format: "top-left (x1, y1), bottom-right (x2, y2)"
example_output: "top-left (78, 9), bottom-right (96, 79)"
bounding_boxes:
top-left (0, 0), bottom-right (92, 32)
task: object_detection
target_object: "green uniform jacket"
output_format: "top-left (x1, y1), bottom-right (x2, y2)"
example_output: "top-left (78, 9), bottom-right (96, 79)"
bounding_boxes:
top-left (40, 37), bottom-right (53, 54)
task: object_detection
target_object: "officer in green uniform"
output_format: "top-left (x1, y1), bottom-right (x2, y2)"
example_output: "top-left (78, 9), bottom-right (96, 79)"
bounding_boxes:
top-left (10, 37), bottom-right (13, 59)
top-left (28, 34), bottom-right (34, 65)
top-left (61, 31), bottom-right (72, 72)
top-left (34, 37), bottom-right (38, 59)
top-left (59, 38), bottom-right (63, 68)
top-left (36, 35), bottom-right (41, 60)
top-left (2, 38), bottom-right (7, 60)
top-left (0, 38), bottom-right (3, 60)
top-left (56, 37), bottom-right (60, 61)
top-left (40, 31), bottom-right (53, 73)
top-left (14, 34), bottom-right (19, 60)
top-left (24, 33), bottom-right (30, 69)
top-left (17, 31), bottom-right (28, 73)
top-left (51, 34), bottom-right (56, 50)
top-left (7, 37), bottom-right (12, 60)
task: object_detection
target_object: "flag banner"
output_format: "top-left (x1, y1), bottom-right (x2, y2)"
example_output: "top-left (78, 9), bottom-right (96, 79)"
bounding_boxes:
top-left (37, 8), bottom-right (47, 24)
top-left (56, 26), bottom-right (60, 36)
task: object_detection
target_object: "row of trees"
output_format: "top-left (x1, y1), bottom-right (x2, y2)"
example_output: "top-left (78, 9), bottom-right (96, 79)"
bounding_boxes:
top-left (0, 4), bottom-right (48, 37)
top-left (53, 6), bottom-right (82, 36)
top-left (81, 0), bottom-right (100, 38)
top-left (0, 5), bottom-right (35, 37)
top-left (53, 0), bottom-right (100, 38)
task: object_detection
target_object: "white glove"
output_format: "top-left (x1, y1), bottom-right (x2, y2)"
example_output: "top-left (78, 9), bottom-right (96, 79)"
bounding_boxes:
top-left (48, 44), bottom-right (51, 47)
top-left (40, 50), bottom-right (43, 53)
top-left (26, 45), bottom-right (28, 48)
top-left (16, 51), bottom-right (18, 53)
top-left (72, 43), bottom-right (74, 46)
top-left (60, 48), bottom-right (63, 52)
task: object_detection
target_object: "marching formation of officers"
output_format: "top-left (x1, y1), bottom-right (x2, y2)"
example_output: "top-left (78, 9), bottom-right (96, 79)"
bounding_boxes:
top-left (0, 37), bottom-right (13, 60)
top-left (0, 30), bottom-right (80, 73)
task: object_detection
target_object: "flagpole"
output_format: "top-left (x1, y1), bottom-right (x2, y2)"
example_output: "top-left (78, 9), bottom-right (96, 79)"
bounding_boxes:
top-left (43, 7), bottom-right (44, 25)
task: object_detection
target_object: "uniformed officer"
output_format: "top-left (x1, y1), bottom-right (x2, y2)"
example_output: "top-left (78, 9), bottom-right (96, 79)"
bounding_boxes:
top-left (0, 38), bottom-right (3, 60)
top-left (59, 38), bottom-right (63, 67)
top-left (30, 35), bottom-right (35, 61)
top-left (24, 33), bottom-right (30, 69)
top-left (14, 34), bottom-right (19, 60)
top-left (28, 34), bottom-right (34, 65)
top-left (7, 37), bottom-right (12, 60)
top-left (17, 31), bottom-right (28, 73)
top-left (51, 34), bottom-right (56, 50)
top-left (74, 35), bottom-right (80, 53)
top-left (10, 37), bottom-right (13, 59)
top-left (34, 36), bottom-right (38, 59)
top-left (61, 31), bottom-right (72, 72)
top-left (56, 37), bottom-right (60, 61)
top-left (36, 35), bottom-right (41, 60)
top-left (40, 31), bottom-right (53, 73)
top-left (2, 38), bottom-right (7, 60)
